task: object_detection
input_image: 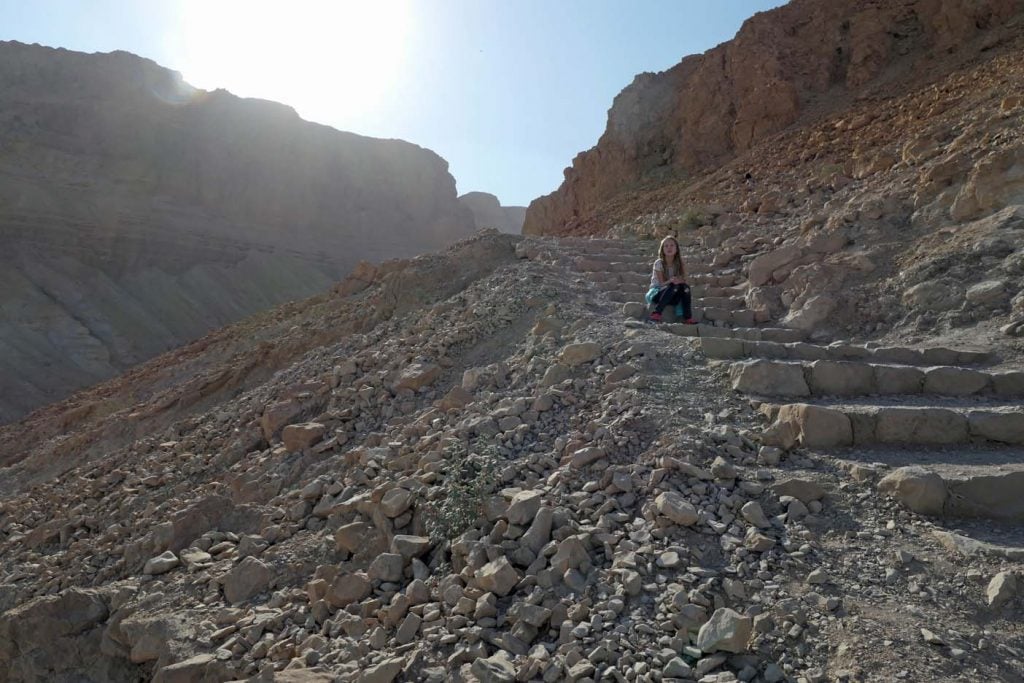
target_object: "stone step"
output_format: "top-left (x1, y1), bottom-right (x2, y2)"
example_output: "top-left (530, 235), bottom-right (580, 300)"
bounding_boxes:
top-left (603, 287), bottom-right (746, 309)
top-left (700, 337), bottom-right (994, 367)
top-left (621, 302), bottom-right (758, 327)
top-left (762, 402), bottom-right (1024, 449)
top-left (728, 359), bottom-right (1023, 398)
top-left (633, 322), bottom-right (806, 343)
top-left (608, 292), bottom-right (747, 313)
top-left (835, 448), bottom-right (1024, 522)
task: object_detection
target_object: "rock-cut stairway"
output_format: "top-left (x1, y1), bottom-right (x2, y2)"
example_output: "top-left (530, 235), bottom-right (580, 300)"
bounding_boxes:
top-left (553, 236), bottom-right (804, 343)
top-left (708, 335), bottom-right (1024, 557)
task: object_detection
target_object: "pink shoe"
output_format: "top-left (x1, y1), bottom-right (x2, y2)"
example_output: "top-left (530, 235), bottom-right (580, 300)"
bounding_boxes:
top-left (647, 312), bottom-right (662, 323)
top-left (682, 318), bottom-right (697, 325)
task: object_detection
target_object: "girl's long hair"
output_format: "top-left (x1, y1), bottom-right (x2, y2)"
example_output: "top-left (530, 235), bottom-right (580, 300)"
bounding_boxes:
top-left (658, 236), bottom-right (684, 276)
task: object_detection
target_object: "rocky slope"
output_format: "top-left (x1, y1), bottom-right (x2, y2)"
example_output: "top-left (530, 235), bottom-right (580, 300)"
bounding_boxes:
top-left (0, 41), bottom-right (478, 425)
top-left (1, 1), bottom-right (1024, 681)
top-left (0, 231), bottom-right (1021, 683)
top-left (523, 0), bottom-right (1024, 236)
top-left (458, 192), bottom-right (526, 234)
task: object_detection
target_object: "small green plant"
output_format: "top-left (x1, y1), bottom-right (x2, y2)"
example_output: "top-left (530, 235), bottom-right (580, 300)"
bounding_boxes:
top-left (424, 442), bottom-right (500, 546)
top-left (677, 206), bottom-right (710, 231)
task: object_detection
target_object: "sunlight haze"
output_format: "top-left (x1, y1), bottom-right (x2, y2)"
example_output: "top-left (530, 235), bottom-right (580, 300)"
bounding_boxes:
top-left (0, 0), bottom-right (786, 206)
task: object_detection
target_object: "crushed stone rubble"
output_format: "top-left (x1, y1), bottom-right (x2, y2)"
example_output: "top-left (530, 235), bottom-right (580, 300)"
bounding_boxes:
top-left (0, 233), bottom-right (1020, 683)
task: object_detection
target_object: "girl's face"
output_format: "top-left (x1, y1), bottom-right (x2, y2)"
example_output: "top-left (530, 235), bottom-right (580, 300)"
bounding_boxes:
top-left (663, 239), bottom-right (678, 257)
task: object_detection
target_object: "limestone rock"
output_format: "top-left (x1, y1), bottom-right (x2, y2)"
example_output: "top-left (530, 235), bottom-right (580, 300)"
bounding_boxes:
top-left (506, 490), bottom-right (543, 526)
top-left (281, 422), bottom-right (326, 452)
top-left (730, 359), bottom-right (809, 396)
top-left (986, 571), bottom-right (1018, 608)
top-left (474, 557), bottom-right (520, 597)
top-left (391, 535), bottom-right (432, 560)
top-left (394, 363), bottom-right (441, 391)
top-left (771, 403), bottom-right (853, 448)
top-left (327, 572), bottom-right (372, 608)
top-left (143, 550), bottom-right (179, 575)
top-left (560, 342), bottom-right (602, 366)
top-left (223, 556), bottom-right (273, 604)
top-left (696, 607), bottom-right (752, 653)
top-left (772, 478), bottom-right (826, 503)
top-left (152, 654), bottom-right (226, 683)
top-left (654, 491), bottom-right (699, 526)
top-left (261, 399), bottom-right (302, 440)
top-left (878, 467), bottom-right (948, 515)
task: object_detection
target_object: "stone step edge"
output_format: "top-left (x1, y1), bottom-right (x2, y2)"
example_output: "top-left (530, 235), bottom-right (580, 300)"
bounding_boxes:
top-left (869, 462), bottom-right (1024, 522)
top-left (761, 402), bottom-right (1024, 449)
top-left (728, 358), bottom-right (1022, 398)
top-left (931, 529), bottom-right (1024, 560)
top-left (628, 323), bottom-right (806, 343)
top-left (700, 336), bottom-right (993, 367)
top-left (622, 303), bottom-right (765, 328)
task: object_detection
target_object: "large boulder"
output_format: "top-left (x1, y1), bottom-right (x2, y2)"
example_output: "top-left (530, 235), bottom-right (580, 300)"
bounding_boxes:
top-left (222, 557), bottom-right (274, 604)
top-left (560, 342), bottom-right (602, 366)
top-left (473, 557), bottom-right (520, 597)
top-left (696, 608), bottom-right (752, 653)
top-left (878, 467), bottom-right (948, 515)
top-left (654, 491), bottom-right (699, 526)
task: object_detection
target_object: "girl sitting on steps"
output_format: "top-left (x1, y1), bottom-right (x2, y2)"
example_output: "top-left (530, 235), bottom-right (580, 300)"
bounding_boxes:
top-left (646, 235), bottom-right (696, 324)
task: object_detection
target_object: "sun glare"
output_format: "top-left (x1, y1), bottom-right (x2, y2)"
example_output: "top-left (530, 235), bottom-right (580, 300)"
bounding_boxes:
top-left (171, 0), bottom-right (412, 125)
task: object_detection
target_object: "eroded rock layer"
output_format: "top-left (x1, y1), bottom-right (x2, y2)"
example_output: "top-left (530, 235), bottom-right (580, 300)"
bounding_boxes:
top-left (0, 41), bottom-right (477, 423)
top-left (523, 0), bottom-right (1023, 235)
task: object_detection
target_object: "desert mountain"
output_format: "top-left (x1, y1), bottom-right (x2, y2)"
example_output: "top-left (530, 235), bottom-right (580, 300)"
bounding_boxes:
top-left (524, 0), bottom-right (1022, 236)
top-left (0, 41), bottom-right (479, 425)
top-left (458, 192), bottom-right (527, 234)
top-left (1, 1), bottom-right (1024, 682)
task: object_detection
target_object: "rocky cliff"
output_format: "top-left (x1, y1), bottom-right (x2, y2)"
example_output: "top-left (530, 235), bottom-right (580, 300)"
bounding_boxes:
top-left (523, 0), bottom-right (1024, 235)
top-left (0, 41), bottom-right (477, 424)
top-left (458, 192), bottom-right (526, 234)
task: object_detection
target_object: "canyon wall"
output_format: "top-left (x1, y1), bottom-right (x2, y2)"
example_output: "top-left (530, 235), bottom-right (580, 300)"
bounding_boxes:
top-left (523, 0), bottom-right (1023, 235)
top-left (458, 191), bottom-right (526, 234)
top-left (0, 41), bottom-right (477, 423)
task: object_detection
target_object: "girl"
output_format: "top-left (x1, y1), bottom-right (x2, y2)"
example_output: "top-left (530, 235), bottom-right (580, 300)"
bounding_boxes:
top-left (646, 236), bottom-right (695, 323)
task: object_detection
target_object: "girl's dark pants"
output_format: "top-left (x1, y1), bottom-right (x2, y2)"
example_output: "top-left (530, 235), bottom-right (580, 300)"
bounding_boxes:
top-left (652, 283), bottom-right (692, 317)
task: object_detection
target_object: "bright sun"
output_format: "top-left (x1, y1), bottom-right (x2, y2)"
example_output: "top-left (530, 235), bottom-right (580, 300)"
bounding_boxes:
top-left (172, 0), bottom-right (412, 124)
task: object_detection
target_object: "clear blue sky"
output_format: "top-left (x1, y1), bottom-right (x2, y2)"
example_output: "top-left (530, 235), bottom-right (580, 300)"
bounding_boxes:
top-left (0, 1), bottom-right (786, 206)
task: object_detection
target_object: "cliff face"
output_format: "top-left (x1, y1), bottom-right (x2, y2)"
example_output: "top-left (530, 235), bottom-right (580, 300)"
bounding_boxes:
top-left (458, 191), bottom-right (527, 234)
top-left (0, 41), bottom-right (477, 424)
top-left (523, 0), bottom-right (1023, 235)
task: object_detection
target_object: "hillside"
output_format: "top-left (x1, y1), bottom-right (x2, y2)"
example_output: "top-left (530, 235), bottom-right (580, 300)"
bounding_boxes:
top-left (1, 1), bottom-right (1023, 682)
top-left (0, 41), bottom-right (478, 425)
top-left (524, 0), bottom-right (1023, 238)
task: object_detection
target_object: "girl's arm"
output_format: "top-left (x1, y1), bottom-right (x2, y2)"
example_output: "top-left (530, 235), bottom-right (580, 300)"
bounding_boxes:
top-left (669, 260), bottom-right (686, 285)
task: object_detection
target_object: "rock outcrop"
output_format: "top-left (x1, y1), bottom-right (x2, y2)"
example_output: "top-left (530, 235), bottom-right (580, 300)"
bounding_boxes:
top-left (523, 0), bottom-right (1022, 235)
top-left (0, 41), bottom-right (477, 424)
top-left (459, 191), bottom-right (527, 234)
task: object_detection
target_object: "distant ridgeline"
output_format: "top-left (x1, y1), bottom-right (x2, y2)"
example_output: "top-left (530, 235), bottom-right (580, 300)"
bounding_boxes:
top-left (0, 41), bottom-right (482, 423)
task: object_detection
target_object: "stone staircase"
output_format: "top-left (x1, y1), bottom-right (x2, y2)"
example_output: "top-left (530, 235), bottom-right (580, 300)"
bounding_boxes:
top-left (707, 334), bottom-right (1024, 555)
top-left (556, 236), bottom-right (805, 343)
top-left (553, 236), bottom-right (1024, 553)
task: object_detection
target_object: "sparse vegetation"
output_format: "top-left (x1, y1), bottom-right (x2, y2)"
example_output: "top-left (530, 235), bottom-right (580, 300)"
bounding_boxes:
top-left (424, 442), bottom-right (500, 547)
top-left (676, 206), bottom-right (711, 231)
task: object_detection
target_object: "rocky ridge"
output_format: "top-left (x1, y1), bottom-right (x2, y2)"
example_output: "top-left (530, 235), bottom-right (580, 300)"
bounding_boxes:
top-left (523, 0), bottom-right (1024, 237)
top-left (0, 40), bottom-right (479, 425)
top-left (0, 229), bottom-right (1021, 682)
top-left (459, 193), bottom-right (527, 234)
